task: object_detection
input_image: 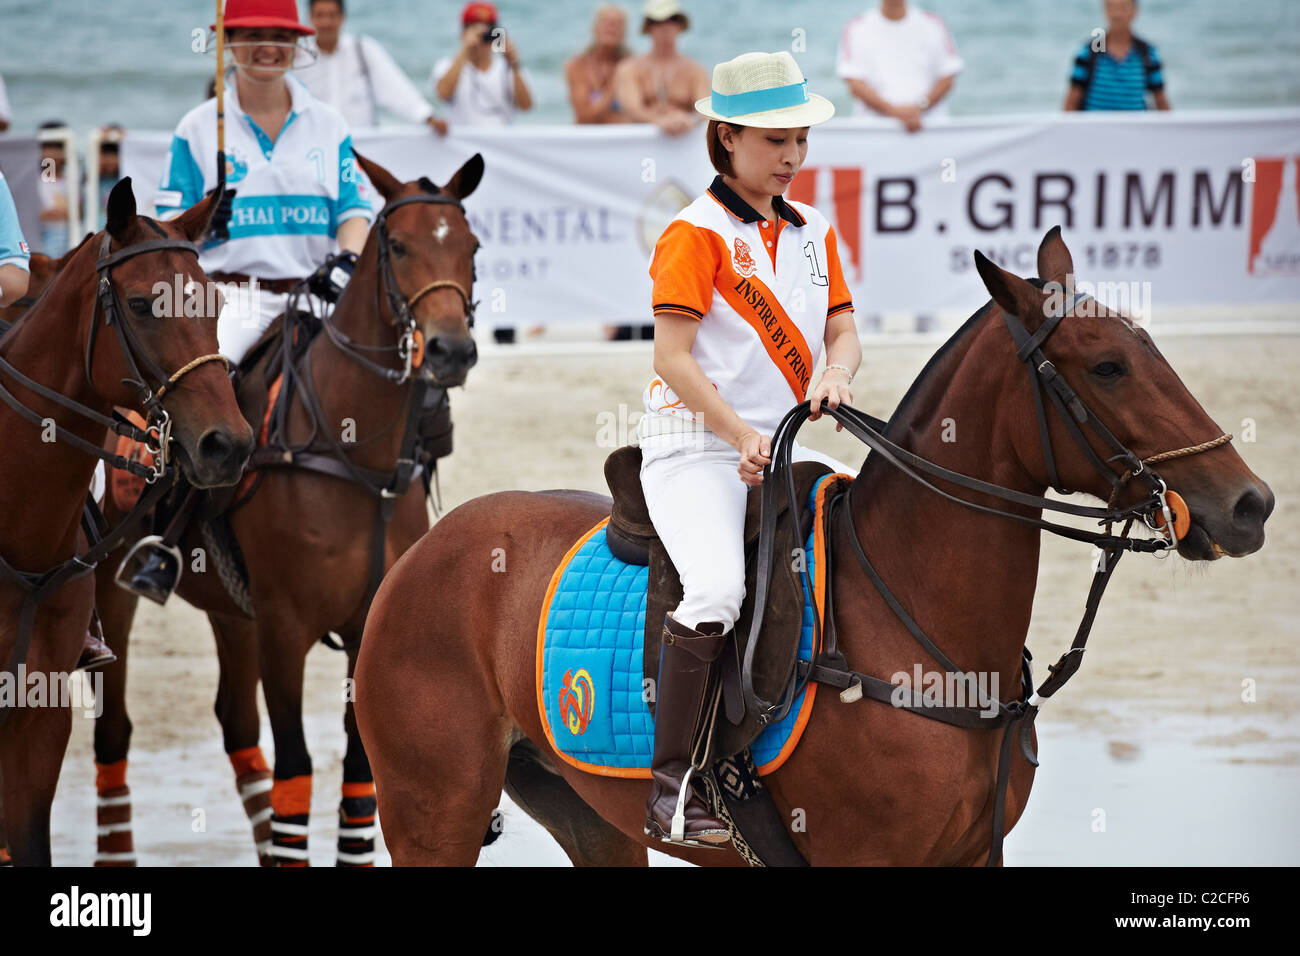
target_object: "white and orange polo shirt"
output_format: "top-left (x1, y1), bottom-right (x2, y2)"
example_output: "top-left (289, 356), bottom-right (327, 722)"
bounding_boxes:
top-left (642, 174), bottom-right (853, 438)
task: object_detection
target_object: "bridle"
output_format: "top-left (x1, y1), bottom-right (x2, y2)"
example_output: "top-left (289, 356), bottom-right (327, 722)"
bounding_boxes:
top-left (0, 231), bottom-right (228, 484)
top-left (743, 292), bottom-right (1232, 865)
top-left (315, 190), bottom-right (477, 387)
top-left (0, 230), bottom-right (228, 724)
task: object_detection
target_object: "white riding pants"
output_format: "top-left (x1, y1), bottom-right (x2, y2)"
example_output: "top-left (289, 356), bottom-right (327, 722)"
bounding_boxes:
top-left (637, 415), bottom-right (854, 632)
top-left (215, 284), bottom-right (331, 365)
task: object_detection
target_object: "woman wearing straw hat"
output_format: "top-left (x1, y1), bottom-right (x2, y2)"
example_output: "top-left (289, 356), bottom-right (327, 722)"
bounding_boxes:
top-left (638, 50), bottom-right (861, 846)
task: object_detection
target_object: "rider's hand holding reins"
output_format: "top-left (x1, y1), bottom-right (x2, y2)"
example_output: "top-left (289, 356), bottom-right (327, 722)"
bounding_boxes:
top-left (736, 430), bottom-right (772, 486)
top-left (807, 367), bottom-right (854, 430)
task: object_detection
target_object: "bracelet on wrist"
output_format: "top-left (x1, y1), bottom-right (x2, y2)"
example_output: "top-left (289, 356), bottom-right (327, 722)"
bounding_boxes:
top-left (823, 363), bottom-right (854, 382)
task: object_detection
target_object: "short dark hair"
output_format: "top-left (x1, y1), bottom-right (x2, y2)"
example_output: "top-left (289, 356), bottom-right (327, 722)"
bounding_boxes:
top-left (706, 120), bottom-right (744, 177)
top-left (310, 0), bottom-right (344, 11)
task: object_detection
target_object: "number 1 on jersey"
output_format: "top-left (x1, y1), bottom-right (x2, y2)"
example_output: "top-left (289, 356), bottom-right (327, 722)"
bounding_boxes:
top-left (803, 240), bottom-right (828, 286)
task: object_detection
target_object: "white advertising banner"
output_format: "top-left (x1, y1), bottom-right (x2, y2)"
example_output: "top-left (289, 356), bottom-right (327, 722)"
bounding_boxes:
top-left (122, 109), bottom-right (1300, 327)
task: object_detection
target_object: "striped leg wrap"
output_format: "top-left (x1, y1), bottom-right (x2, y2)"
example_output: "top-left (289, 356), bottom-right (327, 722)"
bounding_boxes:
top-left (229, 747), bottom-right (274, 867)
top-left (94, 760), bottom-right (137, 867)
top-left (337, 781), bottom-right (377, 867)
top-left (270, 775), bottom-right (312, 866)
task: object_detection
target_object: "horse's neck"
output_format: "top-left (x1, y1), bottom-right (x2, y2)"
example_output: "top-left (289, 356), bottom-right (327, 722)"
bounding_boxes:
top-left (301, 273), bottom-right (411, 470)
top-left (0, 290), bottom-right (106, 566)
top-left (843, 318), bottom-right (1045, 691)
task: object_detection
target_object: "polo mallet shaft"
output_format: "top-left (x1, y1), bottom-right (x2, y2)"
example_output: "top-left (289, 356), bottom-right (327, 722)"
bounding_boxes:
top-left (214, 0), bottom-right (228, 239)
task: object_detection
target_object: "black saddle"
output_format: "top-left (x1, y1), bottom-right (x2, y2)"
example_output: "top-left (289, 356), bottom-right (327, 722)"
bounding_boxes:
top-left (603, 445), bottom-right (831, 759)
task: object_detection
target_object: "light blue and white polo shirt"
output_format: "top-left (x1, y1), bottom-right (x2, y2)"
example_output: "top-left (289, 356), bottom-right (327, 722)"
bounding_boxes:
top-left (0, 169), bottom-right (32, 273)
top-left (155, 73), bottom-right (374, 279)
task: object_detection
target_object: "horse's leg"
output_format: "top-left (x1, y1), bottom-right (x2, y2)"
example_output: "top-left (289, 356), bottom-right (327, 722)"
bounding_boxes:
top-left (335, 634), bottom-right (377, 867)
top-left (503, 739), bottom-right (648, 867)
top-left (210, 611), bottom-right (274, 866)
top-left (91, 566), bottom-right (139, 866)
top-left (258, 612), bottom-right (313, 866)
top-left (0, 705), bottom-right (72, 866)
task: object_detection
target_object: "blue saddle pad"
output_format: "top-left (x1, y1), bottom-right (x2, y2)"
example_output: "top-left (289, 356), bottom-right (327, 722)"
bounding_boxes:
top-left (537, 475), bottom-right (833, 778)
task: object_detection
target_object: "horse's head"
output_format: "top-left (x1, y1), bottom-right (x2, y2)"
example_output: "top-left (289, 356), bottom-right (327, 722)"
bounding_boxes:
top-left (350, 150), bottom-right (483, 388)
top-left (973, 227), bottom-right (1272, 560)
top-left (90, 178), bottom-right (253, 487)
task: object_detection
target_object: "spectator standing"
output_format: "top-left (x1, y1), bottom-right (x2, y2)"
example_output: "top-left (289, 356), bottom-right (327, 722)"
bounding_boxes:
top-left (1065, 0), bottom-right (1170, 111)
top-left (565, 4), bottom-right (630, 125)
top-left (95, 123), bottom-right (124, 231)
top-left (37, 120), bottom-right (70, 255)
top-left (612, 0), bottom-right (710, 136)
top-left (432, 2), bottom-right (533, 129)
top-left (297, 0), bottom-right (448, 133)
top-left (836, 0), bottom-right (962, 132)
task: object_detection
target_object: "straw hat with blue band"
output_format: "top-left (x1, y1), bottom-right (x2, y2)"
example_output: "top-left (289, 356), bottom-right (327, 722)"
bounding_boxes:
top-left (694, 51), bottom-right (834, 128)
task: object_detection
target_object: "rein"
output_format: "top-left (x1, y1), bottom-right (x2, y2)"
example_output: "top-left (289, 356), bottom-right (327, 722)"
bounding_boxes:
top-left (743, 294), bottom-right (1231, 866)
top-left (0, 231), bottom-right (223, 723)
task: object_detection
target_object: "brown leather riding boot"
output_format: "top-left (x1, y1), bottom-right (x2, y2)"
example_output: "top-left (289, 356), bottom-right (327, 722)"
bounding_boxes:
top-left (75, 611), bottom-right (116, 672)
top-left (645, 615), bottom-right (731, 847)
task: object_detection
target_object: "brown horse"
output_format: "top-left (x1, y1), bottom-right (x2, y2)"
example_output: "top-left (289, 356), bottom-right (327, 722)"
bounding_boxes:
top-left (89, 154), bottom-right (482, 866)
top-left (355, 229), bottom-right (1273, 866)
top-left (0, 179), bottom-right (252, 866)
top-left (0, 240), bottom-right (89, 326)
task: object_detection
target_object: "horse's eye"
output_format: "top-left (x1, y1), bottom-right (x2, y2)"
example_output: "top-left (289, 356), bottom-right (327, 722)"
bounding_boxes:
top-left (1091, 360), bottom-right (1125, 379)
top-left (390, 238), bottom-right (406, 256)
top-left (128, 297), bottom-right (152, 316)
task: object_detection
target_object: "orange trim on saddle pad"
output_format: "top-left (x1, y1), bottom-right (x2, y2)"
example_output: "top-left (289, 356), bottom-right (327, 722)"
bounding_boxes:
top-left (754, 472), bottom-right (850, 775)
top-left (535, 475), bottom-right (851, 780)
top-left (535, 518), bottom-right (646, 778)
top-left (235, 373), bottom-right (285, 499)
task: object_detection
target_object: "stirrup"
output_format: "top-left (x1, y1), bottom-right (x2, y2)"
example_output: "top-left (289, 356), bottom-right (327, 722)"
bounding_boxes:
top-left (114, 535), bottom-right (184, 602)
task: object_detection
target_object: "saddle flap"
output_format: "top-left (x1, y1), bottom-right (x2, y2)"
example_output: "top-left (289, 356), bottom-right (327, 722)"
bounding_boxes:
top-left (643, 459), bottom-right (833, 759)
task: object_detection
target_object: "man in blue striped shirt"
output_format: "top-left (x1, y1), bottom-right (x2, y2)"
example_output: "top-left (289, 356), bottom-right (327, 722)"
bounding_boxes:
top-left (1064, 0), bottom-right (1171, 112)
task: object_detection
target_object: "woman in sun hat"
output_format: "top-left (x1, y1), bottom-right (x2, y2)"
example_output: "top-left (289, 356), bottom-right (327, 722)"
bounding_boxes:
top-left (131, 0), bottom-right (375, 602)
top-left (637, 50), bottom-right (861, 847)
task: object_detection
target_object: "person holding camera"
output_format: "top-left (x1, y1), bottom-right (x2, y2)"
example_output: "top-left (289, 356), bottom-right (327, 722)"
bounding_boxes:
top-left (432, 2), bottom-right (533, 128)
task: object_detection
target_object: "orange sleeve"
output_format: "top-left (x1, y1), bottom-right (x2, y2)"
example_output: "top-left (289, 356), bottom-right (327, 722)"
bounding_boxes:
top-left (824, 224), bottom-right (854, 319)
top-left (649, 219), bottom-right (718, 321)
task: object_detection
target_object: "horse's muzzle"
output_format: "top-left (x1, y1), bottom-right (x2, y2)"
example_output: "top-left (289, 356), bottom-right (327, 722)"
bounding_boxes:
top-left (1178, 479), bottom-right (1274, 560)
top-left (424, 334), bottom-right (478, 387)
top-left (185, 424), bottom-right (254, 488)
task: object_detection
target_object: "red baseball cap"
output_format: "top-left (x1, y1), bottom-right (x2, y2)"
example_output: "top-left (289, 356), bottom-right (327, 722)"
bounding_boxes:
top-left (462, 2), bottom-right (498, 25)
top-left (212, 0), bottom-right (315, 35)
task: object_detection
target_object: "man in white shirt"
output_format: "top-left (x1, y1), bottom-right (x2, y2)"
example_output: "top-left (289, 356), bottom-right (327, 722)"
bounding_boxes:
top-left (432, 1), bottom-right (533, 129)
top-left (836, 0), bottom-right (963, 132)
top-left (296, 0), bottom-right (447, 133)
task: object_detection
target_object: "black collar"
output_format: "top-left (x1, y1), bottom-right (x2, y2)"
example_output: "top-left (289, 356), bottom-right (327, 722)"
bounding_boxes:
top-left (707, 175), bottom-right (806, 227)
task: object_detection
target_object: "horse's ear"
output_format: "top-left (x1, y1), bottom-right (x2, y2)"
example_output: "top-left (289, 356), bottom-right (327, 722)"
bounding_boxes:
top-left (351, 148), bottom-right (402, 202)
top-left (105, 177), bottom-right (137, 240)
top-left (443, 153), bottom-right (484, 201)
top-left (1036, 225), bottom-right (1074, 288)
top-left (171, 183), bottom-right (224, 242)
top-left (974, 250), bottom-right (1045, 328)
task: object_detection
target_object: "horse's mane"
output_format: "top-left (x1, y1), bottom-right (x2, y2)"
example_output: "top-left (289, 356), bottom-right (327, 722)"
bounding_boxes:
top-left (854, 298), bottom-right (996, 485)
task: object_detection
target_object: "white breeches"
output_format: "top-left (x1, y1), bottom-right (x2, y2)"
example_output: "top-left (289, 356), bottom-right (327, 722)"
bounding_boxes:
top-left (637, 417), bottom-right (854, 632)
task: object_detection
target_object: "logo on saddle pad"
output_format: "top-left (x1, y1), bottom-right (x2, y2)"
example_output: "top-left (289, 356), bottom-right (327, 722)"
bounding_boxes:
top-left (732, 237), bottom-right (757, 277)
top-left (559, 668), bottom-right (595, 736)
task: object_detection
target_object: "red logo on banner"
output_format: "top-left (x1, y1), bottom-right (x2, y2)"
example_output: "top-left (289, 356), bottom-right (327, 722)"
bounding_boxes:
top-left (1248, 156), bottom-right (1300, 276)
top-left (788, 167), bottom-right (862, 281)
